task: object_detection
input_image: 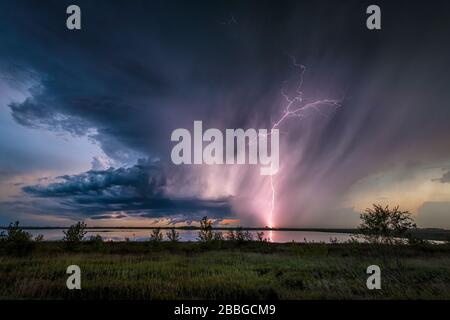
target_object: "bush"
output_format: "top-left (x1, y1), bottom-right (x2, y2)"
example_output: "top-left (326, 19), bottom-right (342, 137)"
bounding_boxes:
top-left (63, 221), bottom-right (87, 250)
top-left (234, 227), bottom-right (252, 243)
top-left (150, 228), bottom-right (163, 243)
top-left (257, 232), bottom-right (268, 242)
top-left (1, 221), bottom-right (35, 255)
top-left (198, 216), bottom-right (213, 243)
top-left (3, 221), bottom-right (33, 242)
top-left (224, 228), bottom-right (253, 244)
top-left (166, 228), bottom-right (180, 242)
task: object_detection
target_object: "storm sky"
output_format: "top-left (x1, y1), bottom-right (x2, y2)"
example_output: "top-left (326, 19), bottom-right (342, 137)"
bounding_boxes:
top-left (1, 0), bottom-right (450, 228)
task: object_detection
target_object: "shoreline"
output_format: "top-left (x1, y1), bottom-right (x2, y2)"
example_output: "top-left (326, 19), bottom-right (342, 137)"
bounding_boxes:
top-left (2, 226), bottom-right (448, 241)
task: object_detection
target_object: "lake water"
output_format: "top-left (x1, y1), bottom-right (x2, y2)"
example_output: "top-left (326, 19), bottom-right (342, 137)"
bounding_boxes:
top-left (22, 229), bottom-right (355, 243)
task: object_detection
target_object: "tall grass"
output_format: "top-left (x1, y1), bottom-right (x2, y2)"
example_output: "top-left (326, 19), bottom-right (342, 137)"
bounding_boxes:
top-left (0, 242), bottom-right (449, 300)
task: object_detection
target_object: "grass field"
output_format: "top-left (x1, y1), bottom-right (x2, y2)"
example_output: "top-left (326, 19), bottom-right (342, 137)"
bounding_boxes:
top-left (0, 242), bottom-right (449, 300)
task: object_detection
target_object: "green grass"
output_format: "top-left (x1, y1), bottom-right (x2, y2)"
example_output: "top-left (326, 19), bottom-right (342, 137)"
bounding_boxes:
top-left (0, 242), bottom-right (449, 300)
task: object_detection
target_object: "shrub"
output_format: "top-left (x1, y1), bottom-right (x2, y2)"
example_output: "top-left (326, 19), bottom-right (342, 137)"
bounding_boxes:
top-left (166, 228), bottom-right (180, 242)
top-left (198, 216), bottom-right (213, 243)
top-left (63, 221), bottom-right (87, 250)
top-left (257, 232), bottom-right (268, 242)
top-left (1, 221), bottom-right (34, 255)
top-left (226, 227), bottom-right (253, 244)
top-left (150, 228), bottom-right (163, 243)
top-left (4, 221), bottom-right (33, 241)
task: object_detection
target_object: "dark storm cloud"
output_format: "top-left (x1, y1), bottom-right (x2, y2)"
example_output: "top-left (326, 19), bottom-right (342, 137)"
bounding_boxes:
top-left (9, 95), bottom-right (89, 136)
top-left (0, 0), bottom-right (304, 162)
top-left (1, 0), bottom-right (450, 225)
top-left (22, 159), bottom-right (232, 217)
top-left (23, 159), bottom-right (164, 197)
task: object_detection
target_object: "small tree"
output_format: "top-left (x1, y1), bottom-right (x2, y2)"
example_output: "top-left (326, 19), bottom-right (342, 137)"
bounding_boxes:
top-left (358, 204), bottom-right (416, 244)
top-left (4, 221), bottom-right (33, 242)
top-left (198, 216), bottom-right (213, 243)
top-left (1, 221), bottom-right (34, 255)
top-left (150, 228), bottom-right (163, 243)
top-left (63, 221), bottom-right (87, 250)
top-left (166, 228), bottom-right (180, 242)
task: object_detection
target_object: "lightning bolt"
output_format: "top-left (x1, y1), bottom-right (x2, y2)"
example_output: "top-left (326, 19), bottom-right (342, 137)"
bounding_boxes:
top-left (266, 55), bottom-right (343, 231)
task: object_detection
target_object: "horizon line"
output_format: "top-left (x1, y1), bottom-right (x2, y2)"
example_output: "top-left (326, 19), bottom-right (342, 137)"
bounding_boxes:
top-left (0, 226), bottom-right (448, 232)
